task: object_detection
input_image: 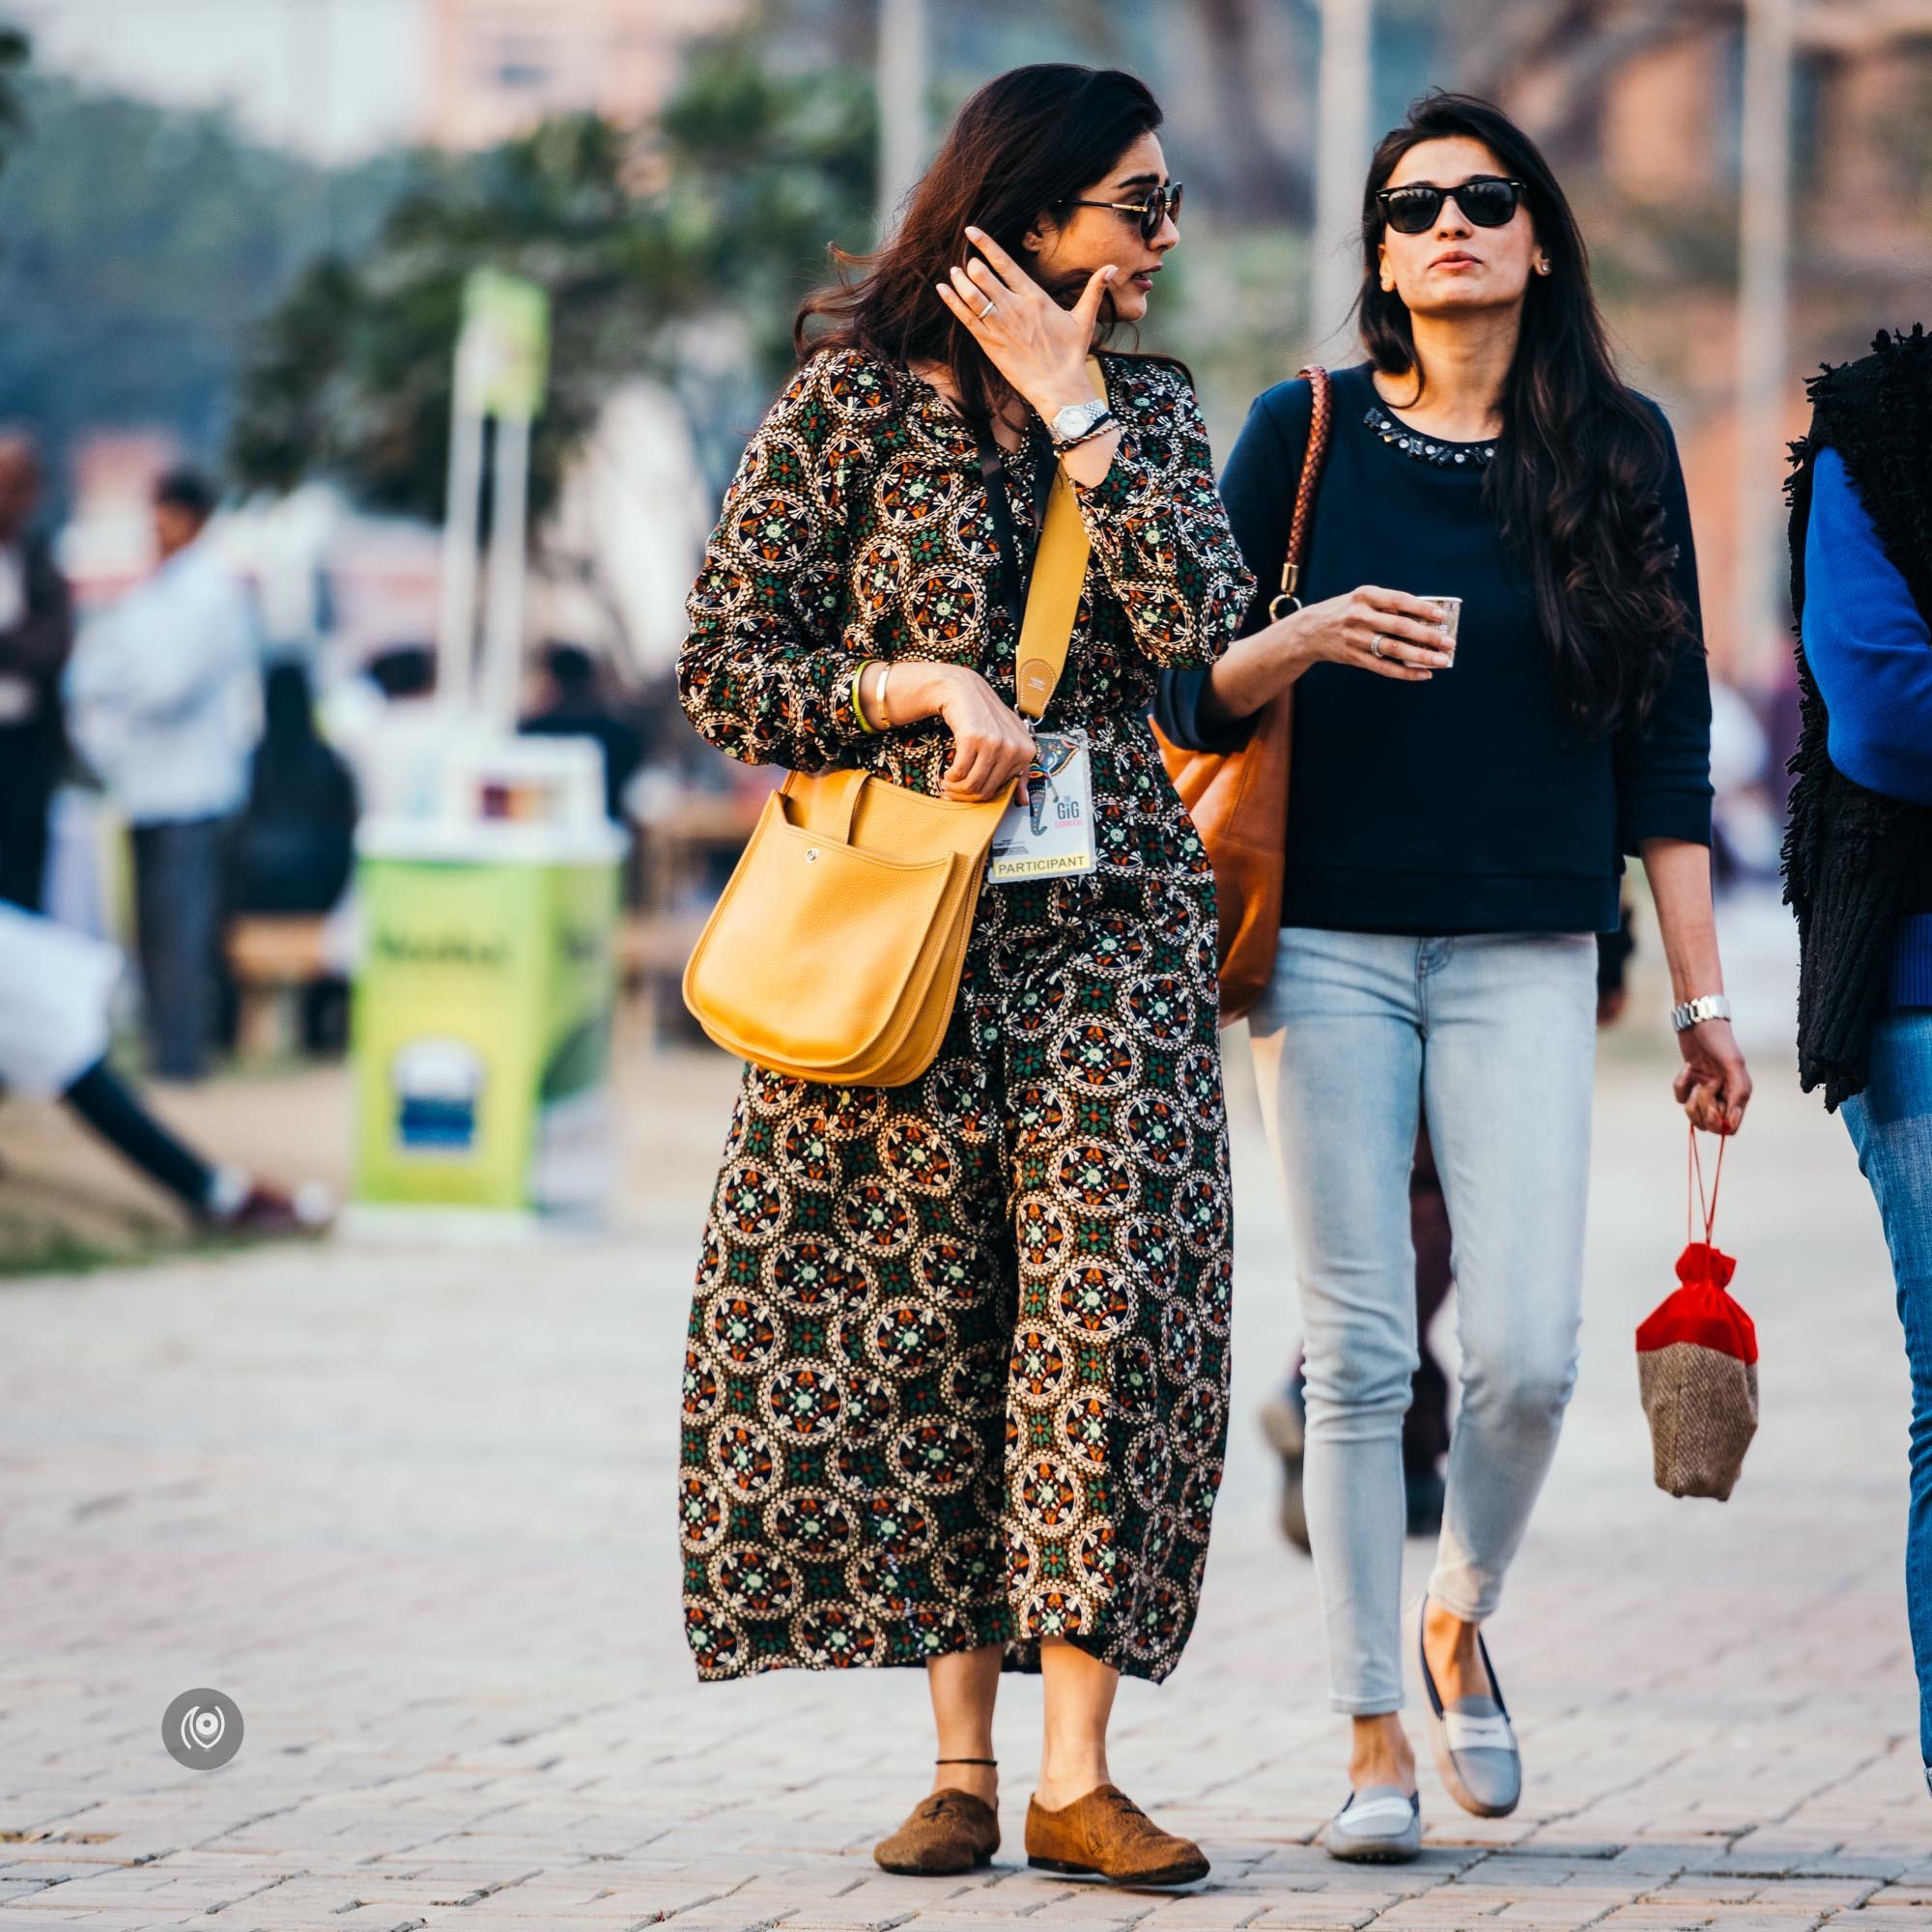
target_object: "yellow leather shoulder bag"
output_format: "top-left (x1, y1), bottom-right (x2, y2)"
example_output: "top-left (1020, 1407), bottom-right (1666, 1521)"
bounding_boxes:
top-left (682, 358), bottom-right (1106, 1087)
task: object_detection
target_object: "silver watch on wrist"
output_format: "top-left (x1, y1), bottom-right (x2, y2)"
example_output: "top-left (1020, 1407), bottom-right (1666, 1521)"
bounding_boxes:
top-left (1046, 397), bottom-right (1110, 447)
top-left (1670, 992), bottom-right (1733, 1034)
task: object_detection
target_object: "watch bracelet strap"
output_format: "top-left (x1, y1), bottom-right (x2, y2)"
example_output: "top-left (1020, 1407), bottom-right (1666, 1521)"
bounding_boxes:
top-left (1673, 992), bottom-right (1732, 1031)
top-left (1052, 407), bottom-right (1116, 451)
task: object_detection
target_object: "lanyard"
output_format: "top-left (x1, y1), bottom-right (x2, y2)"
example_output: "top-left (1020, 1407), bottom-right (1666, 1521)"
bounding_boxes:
top-left (974, 426), bottom-right (1058, 639)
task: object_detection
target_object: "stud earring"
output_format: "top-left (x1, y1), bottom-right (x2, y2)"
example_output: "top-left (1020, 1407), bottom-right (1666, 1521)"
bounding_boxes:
top-left (1535, 259), bottom-right (1551, 275)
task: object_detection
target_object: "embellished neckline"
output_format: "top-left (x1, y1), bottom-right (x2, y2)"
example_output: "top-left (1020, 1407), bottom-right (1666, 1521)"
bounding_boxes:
top-left (1362, 400), bottom-right (1497, 469)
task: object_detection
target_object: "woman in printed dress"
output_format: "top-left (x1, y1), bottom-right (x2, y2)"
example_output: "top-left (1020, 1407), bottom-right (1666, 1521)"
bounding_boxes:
top-left (674, 65), bottom-right (1252, 1888)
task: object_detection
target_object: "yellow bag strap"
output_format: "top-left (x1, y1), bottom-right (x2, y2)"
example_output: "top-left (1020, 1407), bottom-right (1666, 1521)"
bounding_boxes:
top-left (1014, 354), bottom-right (1107, 722)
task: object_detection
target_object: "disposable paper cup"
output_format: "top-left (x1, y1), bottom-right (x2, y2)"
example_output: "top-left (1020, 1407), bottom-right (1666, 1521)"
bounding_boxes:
top-left (1421, 596), bottom-right (1462, 660)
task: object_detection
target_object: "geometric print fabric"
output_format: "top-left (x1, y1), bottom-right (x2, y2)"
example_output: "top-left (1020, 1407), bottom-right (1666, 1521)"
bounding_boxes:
top-left (675, 343), bottom-right (1254, 1683)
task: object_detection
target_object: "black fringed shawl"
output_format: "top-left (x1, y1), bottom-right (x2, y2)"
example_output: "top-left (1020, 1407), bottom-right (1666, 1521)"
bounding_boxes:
top-left (1782, 325), bottom-right (1932, 1109)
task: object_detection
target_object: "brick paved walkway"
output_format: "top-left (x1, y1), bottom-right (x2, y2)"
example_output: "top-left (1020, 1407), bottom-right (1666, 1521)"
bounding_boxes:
top-left (2, 1032), bottom-right (1928, 1929)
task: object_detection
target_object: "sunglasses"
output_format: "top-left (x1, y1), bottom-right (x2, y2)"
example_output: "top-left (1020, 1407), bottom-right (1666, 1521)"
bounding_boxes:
top-left (1063, 181), bottom-right (1183, 243)
top-left (1377, 175), bottom-right (1524, 236)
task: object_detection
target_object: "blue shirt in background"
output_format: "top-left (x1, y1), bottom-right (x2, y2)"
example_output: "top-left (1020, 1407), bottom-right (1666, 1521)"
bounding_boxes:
top-left (1802, 443), bottom-right (1932, 1005)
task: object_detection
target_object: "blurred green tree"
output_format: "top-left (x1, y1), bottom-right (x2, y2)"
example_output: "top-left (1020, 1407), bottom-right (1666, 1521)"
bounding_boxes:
top-left (228, 34), bottom-right (874, 524)
top-left (0, 73), bottom-right (414, 516)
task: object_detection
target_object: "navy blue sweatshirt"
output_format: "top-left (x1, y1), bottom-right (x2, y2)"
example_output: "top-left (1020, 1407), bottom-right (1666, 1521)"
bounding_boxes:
top-left (1154, 362), bottom-right (1714, 936)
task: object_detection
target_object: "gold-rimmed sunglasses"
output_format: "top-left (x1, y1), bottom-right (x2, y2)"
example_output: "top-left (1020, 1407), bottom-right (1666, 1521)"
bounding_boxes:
top-left (1061, 181), bottom-right (1183, 242)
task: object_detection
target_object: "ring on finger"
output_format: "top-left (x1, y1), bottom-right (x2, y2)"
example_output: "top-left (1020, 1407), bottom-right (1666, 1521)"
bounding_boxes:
top-left (1370, 635), bottom-right (1388, 660)
top-left (977, 296), bottom-right (997, 319)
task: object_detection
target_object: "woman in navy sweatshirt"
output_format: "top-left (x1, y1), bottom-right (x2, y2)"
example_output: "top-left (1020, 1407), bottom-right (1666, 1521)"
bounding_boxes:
top-left (1155, 93), bottom-right (1752, 1859)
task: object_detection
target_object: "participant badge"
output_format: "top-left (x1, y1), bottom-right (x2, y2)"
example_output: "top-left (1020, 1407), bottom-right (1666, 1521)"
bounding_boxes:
top-left (987, 727), bottom-right (1097, 884)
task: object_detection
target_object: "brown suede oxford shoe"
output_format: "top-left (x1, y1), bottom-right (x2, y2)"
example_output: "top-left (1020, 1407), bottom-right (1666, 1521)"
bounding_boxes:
top-left (1024, 1782), bottom-right (1208, 1888)
top-left (873, 1788), bottom-right (1001, 1875)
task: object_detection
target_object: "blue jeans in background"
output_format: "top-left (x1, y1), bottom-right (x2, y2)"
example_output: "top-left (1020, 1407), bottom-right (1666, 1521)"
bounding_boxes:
top-left (1248, 927), bottom-right (1599, 1713)
top-left (1840, 1009), bottom-right (1932, 1780)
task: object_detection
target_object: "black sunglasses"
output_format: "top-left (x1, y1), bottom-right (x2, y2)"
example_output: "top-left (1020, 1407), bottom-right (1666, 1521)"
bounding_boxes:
top-left (1377, 175), bottom-right (1524, 236)
top-left (1062, 181), bottom-right (1183, 242)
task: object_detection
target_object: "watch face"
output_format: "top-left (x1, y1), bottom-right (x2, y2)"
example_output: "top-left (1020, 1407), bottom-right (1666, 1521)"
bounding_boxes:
top-left (1053, 403), bottom-right (1098, 438)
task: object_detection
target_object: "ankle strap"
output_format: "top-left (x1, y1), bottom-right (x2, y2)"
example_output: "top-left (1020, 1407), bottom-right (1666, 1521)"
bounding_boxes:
top-left (935, 1756), bottom-right (997, 1766)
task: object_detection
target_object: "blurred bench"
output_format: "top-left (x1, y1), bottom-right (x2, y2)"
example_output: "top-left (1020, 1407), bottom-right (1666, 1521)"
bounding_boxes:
top-left (618, 911), bottom-right (709, 1040)
top-left (626, 783), bottom-right (764, 1044)
top-left (224, 915), bottom-right (331, 1058)
top-left (225, 910), bottom-right (712, 1059)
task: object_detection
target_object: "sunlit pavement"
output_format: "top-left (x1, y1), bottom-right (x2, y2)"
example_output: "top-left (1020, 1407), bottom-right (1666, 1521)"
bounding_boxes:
top-left (3, 989), bottom-right (1930, 1926)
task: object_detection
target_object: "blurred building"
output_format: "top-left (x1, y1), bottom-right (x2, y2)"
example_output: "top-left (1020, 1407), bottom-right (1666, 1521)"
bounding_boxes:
top-left (13, 0), bottom-right (748, 160)
top-left (426, 0), bottom-right (748, 150)
top-left (1575, 14), bottom-right (1932, 683)
top-left (8, 0), bottom-right (426, 160)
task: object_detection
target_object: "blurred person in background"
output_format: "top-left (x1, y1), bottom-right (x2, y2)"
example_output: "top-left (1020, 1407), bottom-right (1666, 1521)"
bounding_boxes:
top-left (0, 435), bottom-right (75, 912)
top-left (66, 468), bottom-right (262, 1082)
top-left (1155, 93), bottom-right (1748, 1859)
top-left (0, 900), bottom-right (330, 1235)
top-left (232, 661), bottom-right (357, 917)
top-left (362, 642), bottom-right (436, 705)
top-left (1262, 1131), bottom-right (1454, 1554)
top-left (520, 639), bottom-right (641, 823)
top-left (1707, 678), bottom-right (1776, 890)
top-left (230, 659), bottom-right (358, 1053)
top-left (321, 643), bottom-right (441, 822)
top-left (1782, 323), bottom-right (1932, 1802)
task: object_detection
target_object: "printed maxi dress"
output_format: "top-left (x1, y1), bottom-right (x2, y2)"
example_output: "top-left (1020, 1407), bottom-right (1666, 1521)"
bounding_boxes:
top-left (674, 343), bottom-right (1254, 1685)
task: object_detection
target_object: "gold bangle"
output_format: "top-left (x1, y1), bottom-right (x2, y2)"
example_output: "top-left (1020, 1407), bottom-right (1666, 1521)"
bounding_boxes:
top-left (875, 661), bottom-right (893, 728)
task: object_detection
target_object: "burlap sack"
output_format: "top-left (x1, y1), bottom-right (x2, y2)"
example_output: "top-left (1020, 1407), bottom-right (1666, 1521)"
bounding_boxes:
top-left (1637, 1333), bottom-right (1759, 1500)
top-left (1636, 1236), bottom-right (1758, 1500)
top-left (1635, 1133), bottom-right (1756, 1501)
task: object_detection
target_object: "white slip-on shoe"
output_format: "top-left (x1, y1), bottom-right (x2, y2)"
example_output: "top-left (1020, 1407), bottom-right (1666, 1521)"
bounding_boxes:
top-left (1319, 1785), bottom-right (1422, 1862)
top-left (1418, 1593), bottom-right (1521, 1818)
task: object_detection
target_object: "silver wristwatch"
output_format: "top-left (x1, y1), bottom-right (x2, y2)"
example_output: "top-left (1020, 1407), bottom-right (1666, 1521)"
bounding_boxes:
top-left (1670, 992), bottom-right (1733, 1034)
top-left (1046, 397), bottom-right (1111, 447)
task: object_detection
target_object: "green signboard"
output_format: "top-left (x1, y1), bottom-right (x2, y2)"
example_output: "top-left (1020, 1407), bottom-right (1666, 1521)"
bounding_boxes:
top-left (351, 845), bottom-right (618, 1213)
top-left (462, 267), bottom-right (550, 420)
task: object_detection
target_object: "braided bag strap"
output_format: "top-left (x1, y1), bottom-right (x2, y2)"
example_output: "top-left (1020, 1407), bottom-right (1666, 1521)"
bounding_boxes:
top-left (1271, 365), bottom-right (1334, 618)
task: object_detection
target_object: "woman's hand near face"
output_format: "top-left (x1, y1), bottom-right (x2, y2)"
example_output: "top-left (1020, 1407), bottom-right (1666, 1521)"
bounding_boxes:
top-left (935, 226), bottom-right (1118, 420)
top-left (888, 661), bottom-right (1037, 804)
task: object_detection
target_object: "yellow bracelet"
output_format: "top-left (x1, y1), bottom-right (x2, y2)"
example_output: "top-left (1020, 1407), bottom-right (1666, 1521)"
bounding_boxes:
top-left (851, 658), bottom-right (880, 733)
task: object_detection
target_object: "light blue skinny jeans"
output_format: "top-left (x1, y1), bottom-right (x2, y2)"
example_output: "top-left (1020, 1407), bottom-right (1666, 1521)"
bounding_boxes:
top-left (1248, 926), bottom-right (1600, 1714)
top-left (1838, 1009), bottom-right (1932, 1782)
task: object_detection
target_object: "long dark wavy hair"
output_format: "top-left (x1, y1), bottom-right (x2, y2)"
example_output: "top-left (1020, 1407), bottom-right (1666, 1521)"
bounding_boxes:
top-left (795, 65), bottom-right (1160, 436)
top-left (1359, 93), bottom-right (1691, 736)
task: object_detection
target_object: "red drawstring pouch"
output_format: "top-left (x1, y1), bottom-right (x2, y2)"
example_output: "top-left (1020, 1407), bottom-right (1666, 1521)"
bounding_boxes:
top-left (1635, 1128), bottom-right (1758, 1500)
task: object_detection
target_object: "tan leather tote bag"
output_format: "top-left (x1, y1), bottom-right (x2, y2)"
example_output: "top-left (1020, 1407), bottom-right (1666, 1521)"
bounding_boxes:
top-left (682, 359), bottom-right (1106, 1086)
top-left (1151, 366), bottom-right (1332, 1023)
